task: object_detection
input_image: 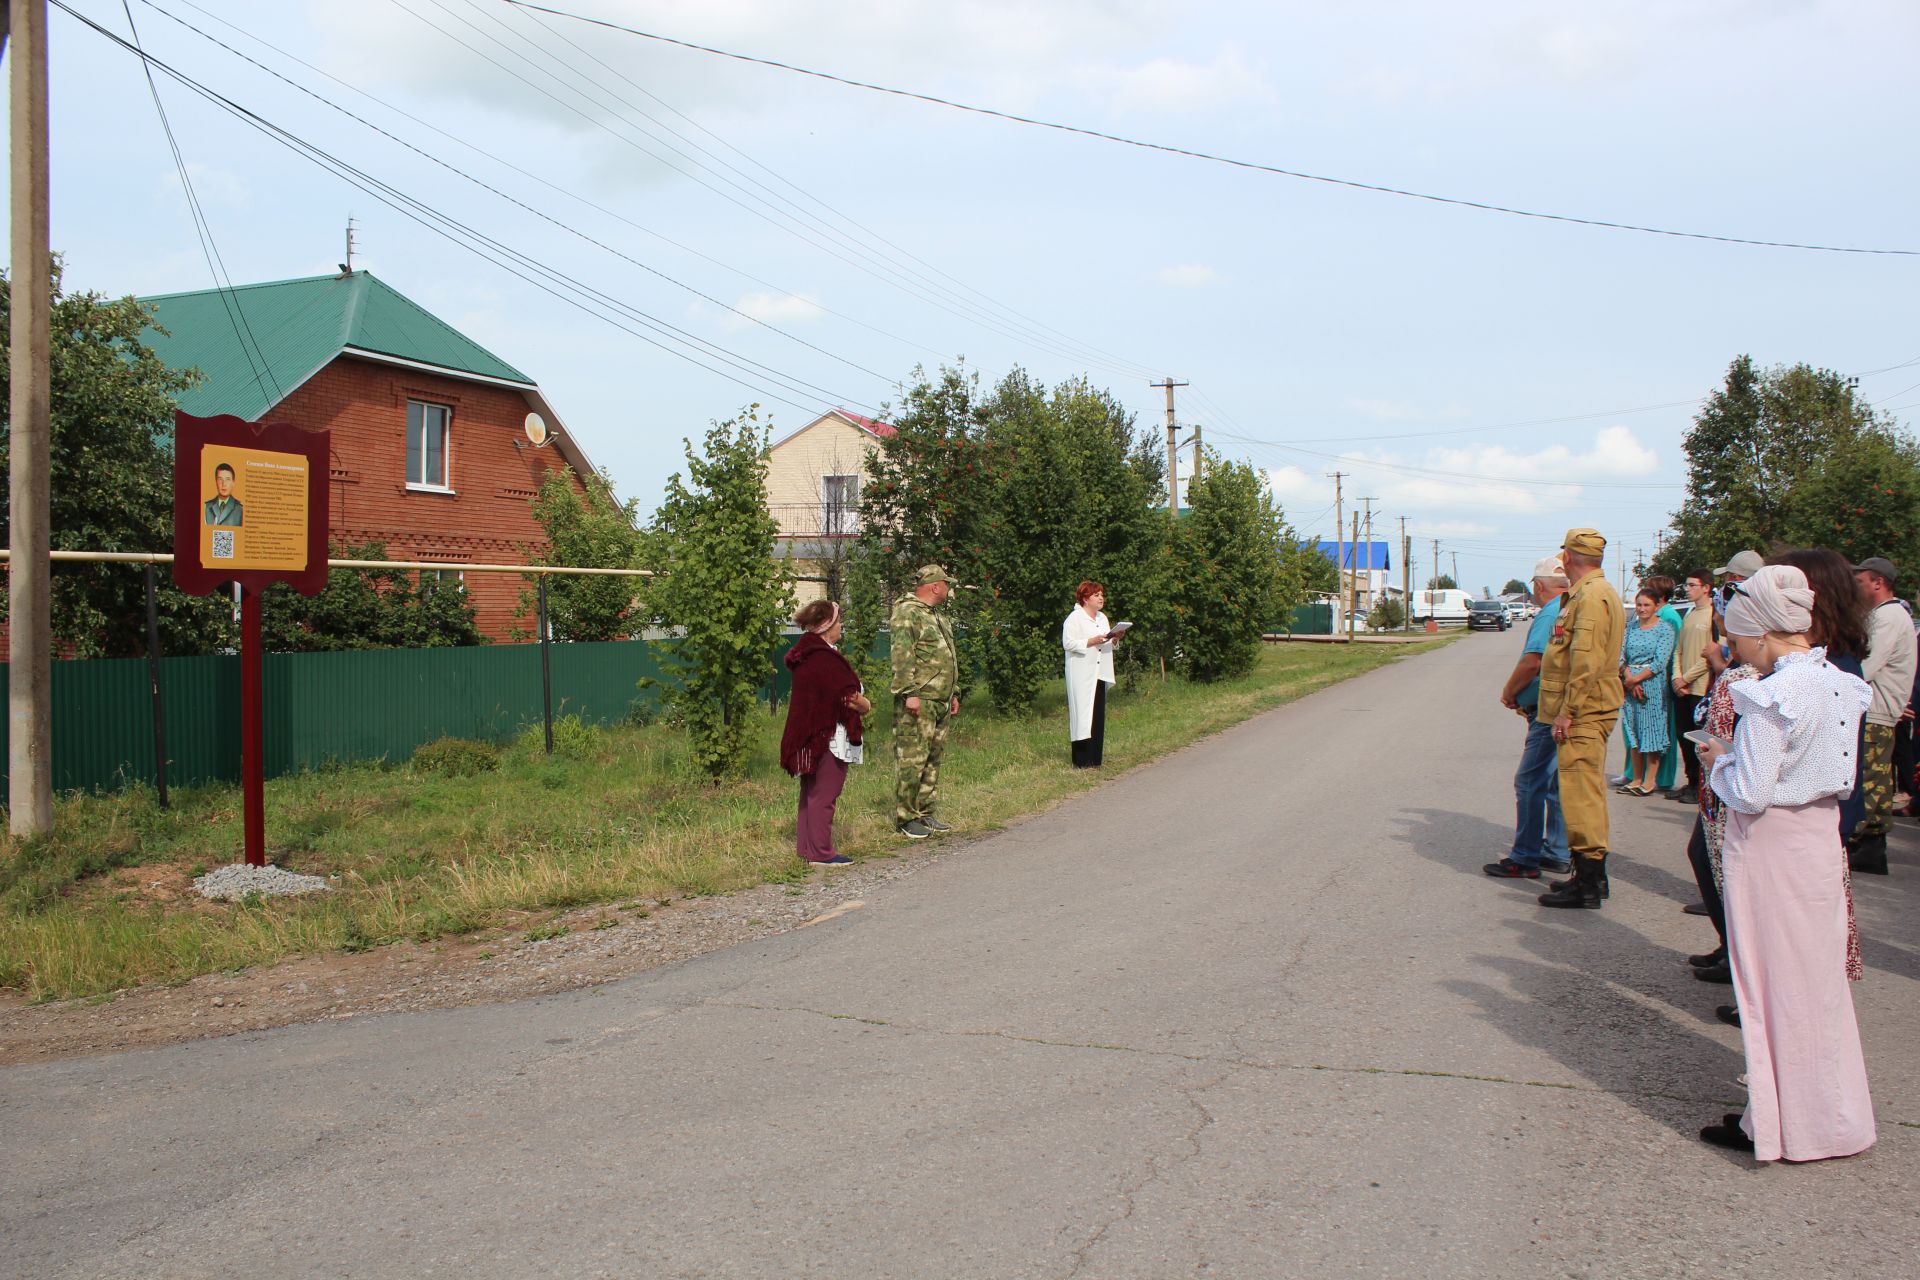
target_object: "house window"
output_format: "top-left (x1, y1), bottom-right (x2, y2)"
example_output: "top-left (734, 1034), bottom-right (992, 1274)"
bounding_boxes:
top-left (407, 400), bottom-right (452, 490)
top-left (421, 568), bottom-right (465, 596)
top-left (821, 473), bottom-right (859, 534)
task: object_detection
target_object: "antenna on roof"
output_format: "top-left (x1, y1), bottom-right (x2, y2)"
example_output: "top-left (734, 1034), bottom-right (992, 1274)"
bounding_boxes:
top-left (340, 217), bottom-right (357, 276)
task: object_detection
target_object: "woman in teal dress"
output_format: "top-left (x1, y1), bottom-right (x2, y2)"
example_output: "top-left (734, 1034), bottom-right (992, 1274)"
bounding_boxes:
top-left (1618, 575), bottom-right (1686, 789)
top-left (1619, 588), bottom-right (1677, 795)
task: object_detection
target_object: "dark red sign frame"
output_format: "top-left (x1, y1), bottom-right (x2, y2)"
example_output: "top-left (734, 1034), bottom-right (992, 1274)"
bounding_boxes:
top-left (172, 411), bottom-right (330, 597)
top-left (172, 412), bottom-right (331, 866)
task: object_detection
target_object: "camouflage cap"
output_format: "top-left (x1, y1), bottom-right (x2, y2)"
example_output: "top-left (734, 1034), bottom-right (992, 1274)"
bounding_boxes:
top-left (1561, 528), bottom-right (1606, 557)
top-left (915, 564), bottom-right (952, 586)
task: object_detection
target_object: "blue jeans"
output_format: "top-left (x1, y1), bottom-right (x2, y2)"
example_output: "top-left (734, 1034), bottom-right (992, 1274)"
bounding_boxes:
top-left (1511, 710), bottom-right (1569, 867)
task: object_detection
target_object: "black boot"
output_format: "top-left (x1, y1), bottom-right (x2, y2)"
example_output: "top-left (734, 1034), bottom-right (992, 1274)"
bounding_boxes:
top-left (1848, 833), bottom-right (1889, 876)
top-left (1539, 858), bottom-right (1604, 909)
top-left (1548, 866), bottom-right (1610, 899)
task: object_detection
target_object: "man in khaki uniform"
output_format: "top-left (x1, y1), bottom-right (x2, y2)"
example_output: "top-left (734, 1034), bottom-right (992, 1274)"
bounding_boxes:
top-left (1537, 527), bottom-right (1626, 909)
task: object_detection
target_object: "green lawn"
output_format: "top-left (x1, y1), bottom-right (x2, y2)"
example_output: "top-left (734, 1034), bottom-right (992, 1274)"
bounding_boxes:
top-left (0, 640), bottom-right (1445, 1002)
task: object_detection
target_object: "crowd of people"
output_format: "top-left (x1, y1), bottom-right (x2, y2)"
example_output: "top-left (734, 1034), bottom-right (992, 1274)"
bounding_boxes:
top-left (1485, 528), bottom-right (1916, 1164)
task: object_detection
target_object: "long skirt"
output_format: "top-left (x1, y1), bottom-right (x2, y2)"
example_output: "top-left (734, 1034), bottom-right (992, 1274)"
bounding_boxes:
top-left (1723, 798), bottom-right (1875, 1162)
top-left (1070, 682), bottom-right (1107, 769)
top-left (796, 752), bottom-right (850, 862)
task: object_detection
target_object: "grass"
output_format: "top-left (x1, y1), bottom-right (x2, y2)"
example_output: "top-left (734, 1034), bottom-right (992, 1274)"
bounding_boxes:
top-left (0, 639), bottom-right (1446, 1002)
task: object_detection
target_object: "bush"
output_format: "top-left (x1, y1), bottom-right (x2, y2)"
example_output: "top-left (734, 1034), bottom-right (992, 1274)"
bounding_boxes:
top-left (410, 737), bottom-right (501, 777)
top-left (1370, 597), bottom-right (1406, 630)
top-left (518, 714), bottom-right (606, 759)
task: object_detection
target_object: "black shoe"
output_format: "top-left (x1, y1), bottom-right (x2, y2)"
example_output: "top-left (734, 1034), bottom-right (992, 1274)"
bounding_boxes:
top-left (1548, 869), bottom-right (1610, 899)
top-left (1538, 856), bottom-right (1572, 875)
top-left (1699, 1115), bottom-right (1754, 1152)
top-left (896, 820), bottom-right (931, 840)
top-left (1682, 901), bottom-right (1711, 916)
top-left (1716, 1004), bottom-right (1741, 1027)
top-left (820, 854), bottom-right (853, 865)
top-left (1669, 785), bottom-right (1698, 804)
top-left (1848, 834), bottom-right (1889, 875)
top-left (1694, 960), bottom-right (1733, 984)
top-left (1483, 858), bottom-right (1540, 879)
top-left (1688, 947), bottom-right (1726, 968)
top-left (1539, 860), bottom-right (1604, 909)
top-left (921, 817), bottom-right (953, 833)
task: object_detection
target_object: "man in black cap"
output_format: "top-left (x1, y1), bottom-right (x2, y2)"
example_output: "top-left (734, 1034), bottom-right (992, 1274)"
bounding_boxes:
top-left (1850, 556), bottom-right (1915, 874)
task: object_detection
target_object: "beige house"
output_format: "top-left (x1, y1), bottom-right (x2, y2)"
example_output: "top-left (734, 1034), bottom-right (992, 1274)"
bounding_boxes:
top-left (766, 408), bottom-right (895, 603)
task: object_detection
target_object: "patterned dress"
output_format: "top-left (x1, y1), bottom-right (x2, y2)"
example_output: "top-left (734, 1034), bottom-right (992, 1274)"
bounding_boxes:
top-left (1621, 619), bottom-right (1677, 754)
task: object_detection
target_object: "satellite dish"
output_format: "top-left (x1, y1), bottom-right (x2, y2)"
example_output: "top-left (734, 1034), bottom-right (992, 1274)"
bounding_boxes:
top-left (523, 412), bottom-right (549, 447)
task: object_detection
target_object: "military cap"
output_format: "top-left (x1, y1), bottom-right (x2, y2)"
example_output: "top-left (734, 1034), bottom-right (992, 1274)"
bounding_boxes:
top-left (1561, 528), bottom-right (1606, 557)
top-left (915, 564), bottom-right (952, 586)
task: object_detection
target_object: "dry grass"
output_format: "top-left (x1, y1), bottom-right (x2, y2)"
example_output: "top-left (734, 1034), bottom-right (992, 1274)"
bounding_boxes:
top-left (0, 640), bottom-right (1445, 1001)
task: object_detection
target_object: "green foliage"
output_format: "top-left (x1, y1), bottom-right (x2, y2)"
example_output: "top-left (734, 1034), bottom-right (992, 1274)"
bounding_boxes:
top-left (1290, 543), bottom-right (1340, 594)
top-left (518, 713), bottom-right (606, 758)
top-left (410, 736), bottom-right (501, 778)
top-left (1175, 451), bottom-right (1299, 682)
top-left (1652, 356), bottom-right (1920, 577)
top-left (1426, 574), bottom-right (1457, 590)
top-left (261, 540), bottom-right (485, 652)
top-left (517, 467), bottom-right (647, 641)
top-left (1370, 595), bottom-right (1406, 630)
top-left (1501, 578), bottom-right (1528, 596)
top-left (0, 260), bottom-right (235, 657)
top-left (640, 408), bottom-right (793, 778)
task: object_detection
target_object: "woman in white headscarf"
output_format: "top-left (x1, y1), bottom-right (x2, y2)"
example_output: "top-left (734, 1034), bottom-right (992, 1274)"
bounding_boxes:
top-left (1695, 564), bottom-right (1875, 1161)
top-left (1063, 581), bottom-right (1122, 767)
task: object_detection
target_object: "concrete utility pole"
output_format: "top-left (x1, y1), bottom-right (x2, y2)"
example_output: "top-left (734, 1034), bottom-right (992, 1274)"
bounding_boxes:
top-left (1347, 512), bottom-right (1360, 644)
top-left (1452, 551), bottom-right (1460, 590)
top-left (1328, 471), bottom-right (1345, 634)
top-left (1191, 420), bottom-right (1202, 488)
top-left (8, 0), bottom-right (54, 835)
top-left (1359, 497), bottom-right (1376, 620)
top-left (1399, 518), bottom-right (1410, 633)
top-left (1152, 377), bottom-right (1187, 520)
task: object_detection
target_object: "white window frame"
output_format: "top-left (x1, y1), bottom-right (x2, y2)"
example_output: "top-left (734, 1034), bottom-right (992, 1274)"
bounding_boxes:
top-left (406, 399), bottom-right (454, 492)
top-left (821, 472), bottom-right (859, 534)
top-left (422, 568), bottom-right (466, 596)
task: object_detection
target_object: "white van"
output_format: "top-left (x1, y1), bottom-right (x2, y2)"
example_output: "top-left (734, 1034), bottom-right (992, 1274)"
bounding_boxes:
top-left (1411, 588), bottom-right (1472, 625)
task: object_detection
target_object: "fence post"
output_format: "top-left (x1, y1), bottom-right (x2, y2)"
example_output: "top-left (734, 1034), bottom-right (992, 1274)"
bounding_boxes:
top-left (143, 565), bottom-right (169, 808)
top-left (537, 575), bottom-right (554, 754)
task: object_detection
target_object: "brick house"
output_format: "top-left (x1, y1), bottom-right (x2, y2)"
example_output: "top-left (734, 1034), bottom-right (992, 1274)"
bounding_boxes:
top-left (142, 270), bottom-right (599, 642)
top-left (764, 408), bottom-right (894, 604)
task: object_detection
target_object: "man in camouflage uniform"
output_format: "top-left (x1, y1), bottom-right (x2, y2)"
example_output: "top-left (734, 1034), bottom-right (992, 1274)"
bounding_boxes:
top-left (1537, 527), bottom-right (1626, 909)
top-left (891, 565), bottom-right (960, 839)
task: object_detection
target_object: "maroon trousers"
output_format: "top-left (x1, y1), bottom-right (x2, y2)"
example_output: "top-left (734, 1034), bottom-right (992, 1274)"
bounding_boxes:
top-left (797, 751), bottom-right (850, 862)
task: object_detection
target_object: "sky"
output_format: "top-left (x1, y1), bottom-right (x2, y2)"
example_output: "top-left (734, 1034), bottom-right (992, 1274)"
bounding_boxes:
top-left (13, 0), bottom-right (1920, 596)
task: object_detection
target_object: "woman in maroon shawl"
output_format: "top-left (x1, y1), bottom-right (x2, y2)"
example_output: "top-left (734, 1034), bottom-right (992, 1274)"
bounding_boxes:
top-left (780, 600), bottom-right (870, 865)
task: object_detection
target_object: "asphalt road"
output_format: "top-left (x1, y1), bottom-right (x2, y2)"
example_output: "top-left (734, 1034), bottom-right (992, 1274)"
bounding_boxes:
top-left (6, 634), bottom-right (1917, 1279)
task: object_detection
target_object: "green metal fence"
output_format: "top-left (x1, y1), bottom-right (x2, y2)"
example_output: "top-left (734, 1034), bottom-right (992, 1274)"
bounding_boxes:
top-left (0, 632), bottom-right (894, 798)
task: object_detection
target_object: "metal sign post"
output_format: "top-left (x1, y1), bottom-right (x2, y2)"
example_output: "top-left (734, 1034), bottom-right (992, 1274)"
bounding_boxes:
top-left (172, 412), bottom-right (330, 866)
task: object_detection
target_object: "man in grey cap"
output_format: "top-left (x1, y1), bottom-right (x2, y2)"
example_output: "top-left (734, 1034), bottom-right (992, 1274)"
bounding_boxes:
top-left (1485, 554), bottom-right (1572, 880)
top-left (1849, 556), bottom-right (1915, 874)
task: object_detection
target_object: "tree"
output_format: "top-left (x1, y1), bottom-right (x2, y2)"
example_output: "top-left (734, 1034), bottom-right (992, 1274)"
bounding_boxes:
top-left (1290, 543), bottom-right (1339, 595)
top-left (1426, 574), bottom-right (1457, 590)
top-left (0, 261), bottom-right (235, 657)
top-left (1175, 451), bottom-right (1297, 682)
top-left (517, 466), bottom-right (647, 641)
top-left (640, 409), bottom-right (793, 778)
top-left (262, 540), bottom-right (485, 652)
top-left (1370, 596), bottom-right (1406, 630)
top-left (1502, 578), bottom-right (1528, 596)
top-left (1651, 356), bottom-right (1918, 576)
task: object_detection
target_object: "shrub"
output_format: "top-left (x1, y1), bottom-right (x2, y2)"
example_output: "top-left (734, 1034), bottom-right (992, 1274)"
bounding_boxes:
top-left (518, 714), bottom-right (606, 759)
top-left (410, 736), bottom-right (501, 778)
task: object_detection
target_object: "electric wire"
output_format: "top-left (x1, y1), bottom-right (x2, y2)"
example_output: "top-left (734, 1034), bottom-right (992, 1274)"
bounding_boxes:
top-left (55, 2), bottom-right (871, 419)
top-left (119, 0), bottom-right (283, 406)
top-left (135, 0), bottom-right (897, 388)
top-left (392, 0), bottom-right (1160, 384)
top-left (504, 0), bottom-right (1920, 259)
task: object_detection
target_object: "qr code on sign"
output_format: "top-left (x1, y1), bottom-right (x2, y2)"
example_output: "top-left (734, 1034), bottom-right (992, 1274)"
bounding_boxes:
top-left (211, 530), bottom-right (235, 560)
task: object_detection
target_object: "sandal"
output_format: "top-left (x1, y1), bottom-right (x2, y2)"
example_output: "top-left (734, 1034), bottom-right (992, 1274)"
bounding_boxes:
top-left (1628, 784), bottom-right (1655, 796)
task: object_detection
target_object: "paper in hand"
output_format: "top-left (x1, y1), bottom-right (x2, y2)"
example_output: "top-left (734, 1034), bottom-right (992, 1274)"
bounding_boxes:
top-left (1109, 621), bottom-right (1133, 635)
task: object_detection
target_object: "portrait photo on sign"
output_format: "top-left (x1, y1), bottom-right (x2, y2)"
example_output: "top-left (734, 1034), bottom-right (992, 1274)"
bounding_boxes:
top-left (203, 459), bottom-right (244, 527)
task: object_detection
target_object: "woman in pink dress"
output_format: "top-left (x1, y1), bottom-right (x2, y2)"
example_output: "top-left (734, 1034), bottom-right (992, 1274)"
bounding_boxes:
top-left (1696, 565), bottom-right (1875, 1161)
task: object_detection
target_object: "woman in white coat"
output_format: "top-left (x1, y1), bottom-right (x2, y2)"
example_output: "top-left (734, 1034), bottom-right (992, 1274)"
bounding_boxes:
top-left (1063, 581), bottom-right (1122, 767)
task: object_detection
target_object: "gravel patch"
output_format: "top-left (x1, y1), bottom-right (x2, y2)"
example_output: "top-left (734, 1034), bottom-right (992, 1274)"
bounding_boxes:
top-left (192, 863), bottom-right (333, 901)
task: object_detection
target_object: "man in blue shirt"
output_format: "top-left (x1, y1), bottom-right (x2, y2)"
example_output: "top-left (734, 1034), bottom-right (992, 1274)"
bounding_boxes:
top-left (1486, 556), bottom-right (1572, 878)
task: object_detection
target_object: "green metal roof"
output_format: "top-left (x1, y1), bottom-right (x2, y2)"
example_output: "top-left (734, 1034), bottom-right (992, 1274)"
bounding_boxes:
top-left (140, 271), bottom-right (535, 423)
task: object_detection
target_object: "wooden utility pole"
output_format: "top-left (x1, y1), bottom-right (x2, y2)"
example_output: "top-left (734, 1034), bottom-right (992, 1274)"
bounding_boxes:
top-left (1359, 496), bottom-right (1376, 621)
top-left (8, 0), bottom-right (54, 835)
top-left (1451, 551), bottom-right (1460, 590)
top-left (1191, 420), bottom-right (1202, 487)
top-left (1347, 512), bottom-right (1360, 643)
top-left (1152, 377), bottom-right (1187, 520)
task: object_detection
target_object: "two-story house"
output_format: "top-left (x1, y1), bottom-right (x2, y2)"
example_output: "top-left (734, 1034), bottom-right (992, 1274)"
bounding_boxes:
top-left (764, 408), bottom-right (894, 604)
top-left (142, 270), bottom-right (599, 642)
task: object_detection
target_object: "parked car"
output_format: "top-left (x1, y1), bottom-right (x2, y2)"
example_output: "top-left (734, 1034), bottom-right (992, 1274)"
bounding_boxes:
top-left (1467, 599), bottom-right (1511, 631)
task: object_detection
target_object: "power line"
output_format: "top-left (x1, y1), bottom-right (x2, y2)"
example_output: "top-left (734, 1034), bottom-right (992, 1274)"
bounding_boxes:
top-left (505, 0), bottom-right (1920, 259)
top-left (1211, 429), bottom-right (1685, 491)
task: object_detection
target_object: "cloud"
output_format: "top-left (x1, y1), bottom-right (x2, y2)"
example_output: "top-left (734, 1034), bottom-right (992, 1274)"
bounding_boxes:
top-left (1155, 263), bottom-right (1221, 289)
top-left (1297, 425), bottom-right (1662, 517)
top-left (1075, 47), bottom-right (1275, 115)
top-left (723, 291), bottom-right (823, 329)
